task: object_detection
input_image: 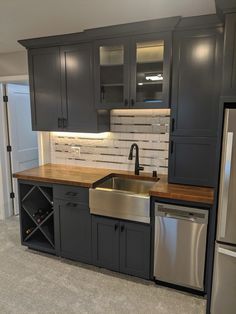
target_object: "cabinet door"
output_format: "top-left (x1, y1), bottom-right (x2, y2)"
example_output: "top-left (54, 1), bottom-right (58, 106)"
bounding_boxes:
top-left (92, 216), bottom-right (120, 271)
top-left (120, 221), bottom-right (150, 279)
top-left (168, 136), bottom-right (217, 187)
top-left (171, 28), bottom-right (223, 137)
top-left (222, 13), bottom-right (236, 97)
top-left (28, 47), bottom-right (62, 131)
top-left (130, 32), bottom-right (171, 109)
top-left (57, 200), bottom-right (92, 263)
top-left (60, 43), bottom-right (97, 132)
top-left (94, 37), bottom-right (130, 109)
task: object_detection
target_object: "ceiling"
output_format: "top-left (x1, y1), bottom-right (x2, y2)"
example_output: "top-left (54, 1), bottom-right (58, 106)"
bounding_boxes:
top-left (0, 0), bottom-right (216, 53)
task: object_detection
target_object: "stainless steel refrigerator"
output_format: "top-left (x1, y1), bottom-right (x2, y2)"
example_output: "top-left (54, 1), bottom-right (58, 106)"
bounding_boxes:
top-left (211, 108), bottom-right (236, 314)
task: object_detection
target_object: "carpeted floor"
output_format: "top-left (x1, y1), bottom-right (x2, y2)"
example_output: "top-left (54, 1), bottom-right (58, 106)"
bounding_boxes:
top-left (0, 217), bottom-right (206, 314)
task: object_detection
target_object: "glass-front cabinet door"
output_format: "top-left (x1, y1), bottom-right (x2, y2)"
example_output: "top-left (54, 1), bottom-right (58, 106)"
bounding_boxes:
top-left (94, 38), bottom-right (130, 109)
top-left (130, 33), bottom-right (171, 108)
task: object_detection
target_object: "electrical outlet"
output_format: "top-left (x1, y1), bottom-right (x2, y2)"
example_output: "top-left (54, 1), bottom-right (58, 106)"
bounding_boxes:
top-left (71, 146), bottom-right (80, 157)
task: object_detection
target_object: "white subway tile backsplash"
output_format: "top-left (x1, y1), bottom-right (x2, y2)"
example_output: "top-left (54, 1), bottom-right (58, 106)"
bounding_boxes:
top-left (50, 109), bottom-right (170, 175)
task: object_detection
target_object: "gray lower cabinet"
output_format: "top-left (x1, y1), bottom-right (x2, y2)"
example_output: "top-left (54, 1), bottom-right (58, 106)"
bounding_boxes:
top-left (55, 200), bottom-right (92, 263)
top-left (54, 185), bottom-right (92, 263)
top-left (92, 216), bottom-right (120, 271)
top-left (222, 13), bottom-right (236, 97)
top-left (20, 182), bottom-right (151, 279)
top-left (119, 221), bottom-right (150, 279)
top-left (168, 136), bottom-right (217, 186)
top-left (92, 215), bottom-right (151, 279)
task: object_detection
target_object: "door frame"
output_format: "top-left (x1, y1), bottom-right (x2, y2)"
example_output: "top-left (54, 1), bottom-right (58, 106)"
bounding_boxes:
top-left (0, 75), bottom-right (28, 218)
top-left (0, 74), bottom-right (51, 219)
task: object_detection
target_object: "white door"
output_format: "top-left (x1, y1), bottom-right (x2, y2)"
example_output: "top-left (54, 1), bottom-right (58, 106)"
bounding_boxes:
top-left (7, 83), bottom-right (39, 214)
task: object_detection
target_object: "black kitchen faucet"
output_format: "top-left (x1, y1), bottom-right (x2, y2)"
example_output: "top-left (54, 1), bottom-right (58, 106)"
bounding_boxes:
top-left (128, 143), bottom-right (144, 175)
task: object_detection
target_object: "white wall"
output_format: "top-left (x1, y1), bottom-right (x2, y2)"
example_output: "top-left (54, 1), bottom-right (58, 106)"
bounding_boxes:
top-left (0, 51), bottom-right (28, 77)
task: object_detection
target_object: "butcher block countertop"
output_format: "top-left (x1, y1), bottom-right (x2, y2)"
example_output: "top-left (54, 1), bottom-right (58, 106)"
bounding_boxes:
top-left (13, 163), bottom-right (214, 205)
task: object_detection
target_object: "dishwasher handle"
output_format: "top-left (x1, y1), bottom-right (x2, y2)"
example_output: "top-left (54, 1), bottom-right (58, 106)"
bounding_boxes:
top-left (164, 212), bottom-right (197, 222)
top-left (155, 203), bottom-right (208, 224)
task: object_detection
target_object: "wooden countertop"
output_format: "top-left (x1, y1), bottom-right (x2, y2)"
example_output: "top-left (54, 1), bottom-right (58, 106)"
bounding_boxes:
top-left (149, 176), bottom-right (214, 205)
top-left (13, 163), bottom-right (214, 205)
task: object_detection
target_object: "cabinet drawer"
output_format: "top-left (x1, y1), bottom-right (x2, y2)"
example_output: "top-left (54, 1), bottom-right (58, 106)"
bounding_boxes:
top-left (54, 185), bottom-right (89, 203)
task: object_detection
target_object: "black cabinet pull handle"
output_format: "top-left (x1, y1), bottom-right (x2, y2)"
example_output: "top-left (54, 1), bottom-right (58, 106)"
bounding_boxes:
top-left (58, 118), bottom-right (63, 128)
top-left (114, 224), bottom-right (118, 231)
top-left (124, 99), bottom-right (128, 107)
top-left (65, 191), bottom-right (77, 197)
top-left (171, 118), bottom-right (175, 132)
top-left (170, 141), bottom-right (174, 154)
top-left (66, 202), bottom-right (78, 208)
top-left (131, 99), bottom-right (135, 107)
top-left (121, 225), bottom-right (125, 232)
top-left (63, 118), bottom-right (68, 128)
top-left (101, 86), bottom-right (105, 100)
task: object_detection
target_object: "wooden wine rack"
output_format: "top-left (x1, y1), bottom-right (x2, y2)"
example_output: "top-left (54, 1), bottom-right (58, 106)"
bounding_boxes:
top-left (19, 182), bottom-right (55, 254)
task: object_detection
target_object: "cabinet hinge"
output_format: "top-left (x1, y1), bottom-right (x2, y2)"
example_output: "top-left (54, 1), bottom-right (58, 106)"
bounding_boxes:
top-left (3, 95), bottom-right (8, 102)
top-left (6, 145), bottom-right (12, 152)
top-left (10, 192), bottom-right (15, 199)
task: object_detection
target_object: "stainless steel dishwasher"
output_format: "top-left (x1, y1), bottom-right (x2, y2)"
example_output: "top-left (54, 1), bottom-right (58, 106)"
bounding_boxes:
top-left (154, 203), bottom-right (208, 291)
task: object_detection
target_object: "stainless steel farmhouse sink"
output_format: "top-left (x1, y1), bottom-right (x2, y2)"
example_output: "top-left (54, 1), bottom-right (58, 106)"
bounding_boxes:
top-left (89, 176), bottom-right (159, 223)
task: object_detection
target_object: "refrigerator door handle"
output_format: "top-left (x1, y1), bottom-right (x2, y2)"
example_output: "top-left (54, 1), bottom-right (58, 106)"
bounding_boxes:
top-left (218, 129), bottom-right (234, 239)
top-left (218, 247), bottom-right (236, 259)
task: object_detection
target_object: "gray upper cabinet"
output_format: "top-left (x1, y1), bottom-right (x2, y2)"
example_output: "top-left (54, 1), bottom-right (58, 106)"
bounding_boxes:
top-left (168, 18), bottom-right (223, 187)
top-left (94, 32), bottom-right (172, 110)
top-left (222, 13), bottom-right (236, 97)
top-left (28, 47), bottom-right (62, 131)
top-left (169, 136), bottom-right (217, 186)
top-left (94, 37), bottom-right (130, 109)
top-left (171, 27), bottom-right (223, 137)
top-left (215, 0), bottom-right (236, 14)
top-left (60, 43), bottom-right (107, 132)
top-left (20, 17), bottom-right (179, 129)
top-left (130, 32), bottom-right (171, 109)
top-left (28, 44), bottom-right (109, 132)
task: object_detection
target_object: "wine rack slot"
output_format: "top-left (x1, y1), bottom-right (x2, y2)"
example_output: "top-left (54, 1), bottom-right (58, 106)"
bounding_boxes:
top-left (19, 182), bottom-right (55, 253)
